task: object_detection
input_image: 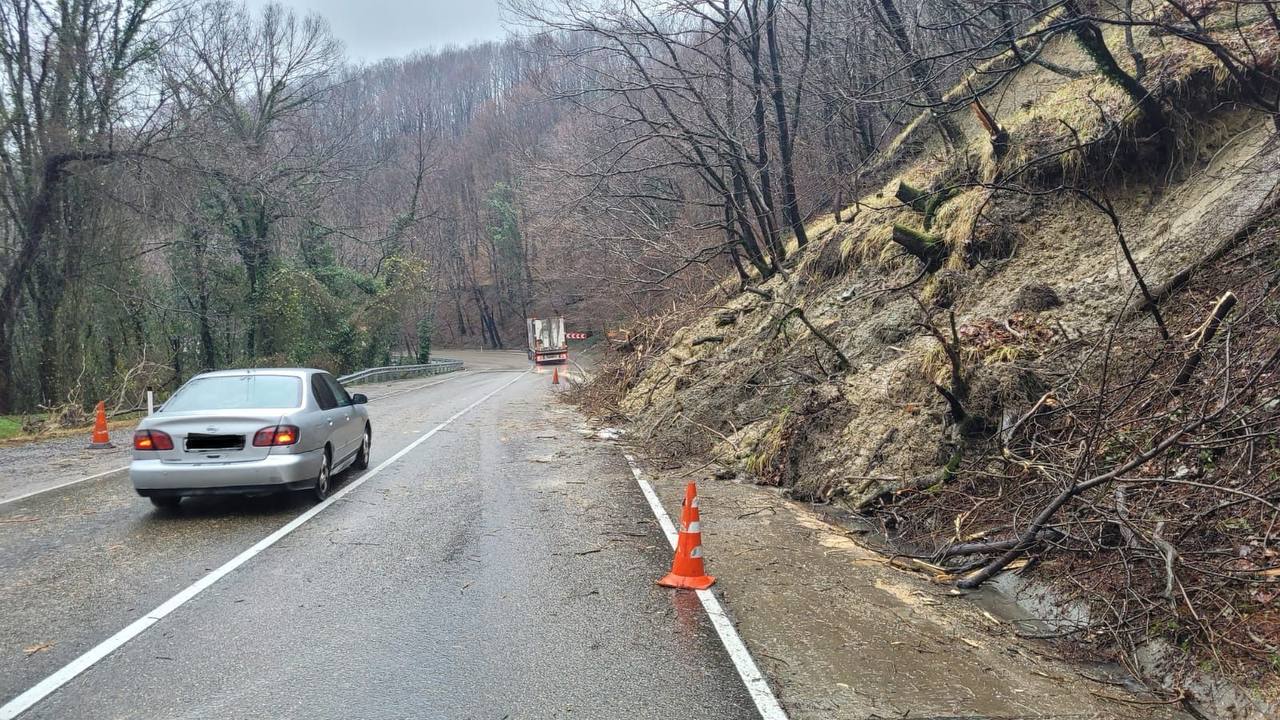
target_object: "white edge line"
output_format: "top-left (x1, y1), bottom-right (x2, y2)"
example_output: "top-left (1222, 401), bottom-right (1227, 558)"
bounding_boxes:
top-left (0, 466), bottom-right (129, 507)
top-left (0, 369), bottom-right (529, 720)
top-left (622, 452), bottom-right (790, 720)
top-left (365, 370), bottom-right (469, 402)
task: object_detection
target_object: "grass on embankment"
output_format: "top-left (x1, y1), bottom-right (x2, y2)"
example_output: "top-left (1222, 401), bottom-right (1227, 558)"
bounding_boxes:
top-left (0, 416), bottom-right (22, 440)
top-left (0, 412), bottom-right (144, 445)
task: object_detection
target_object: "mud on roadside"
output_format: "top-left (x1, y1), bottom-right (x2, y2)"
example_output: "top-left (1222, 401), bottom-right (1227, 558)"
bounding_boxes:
top-left (614, 444), bottom-right (1189, 720)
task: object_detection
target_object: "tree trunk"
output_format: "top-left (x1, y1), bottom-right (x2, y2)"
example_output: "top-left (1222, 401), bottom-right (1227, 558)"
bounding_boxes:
top-left (1065, 4), bottom-right (1168, 144)
top-left (729, 244), bottom-right (751, 283)
top-left (875, 0), bottom-right (964, 148)
top-left (0, 152), bottom-right (113, 411)
top-left (728, 186), bottom-right (773, 278)
top-left (198, 289), bottom-right (216, 371)
top-left (0, 339), bottom-right (14, 413)
top-left (765, 0), bottom-right (808, 248)
top-left (718, 10), bottom-right (776, 280)
top-left (745, 1), bottom-right (784, 266)
top-left (970, 99), bottom-right (1009, 160)
top-left (35, 283), bottom-right (59, 406)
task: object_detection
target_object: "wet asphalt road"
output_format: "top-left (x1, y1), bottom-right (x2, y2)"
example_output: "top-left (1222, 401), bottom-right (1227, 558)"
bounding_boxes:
top-left (0, 353), bottom-right (756, 719)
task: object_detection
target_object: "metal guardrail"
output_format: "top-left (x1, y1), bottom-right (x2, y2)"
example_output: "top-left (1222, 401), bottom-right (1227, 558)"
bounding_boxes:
top-left (337, 358), bottom-right (464, 386)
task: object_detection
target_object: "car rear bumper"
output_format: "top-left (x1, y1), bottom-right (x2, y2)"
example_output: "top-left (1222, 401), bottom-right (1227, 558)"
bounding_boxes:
top-left (130, 449), bottom-right (324, 495)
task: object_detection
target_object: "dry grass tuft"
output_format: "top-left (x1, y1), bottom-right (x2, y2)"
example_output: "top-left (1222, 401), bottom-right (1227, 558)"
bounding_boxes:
top-left (933, 188), bottom-right (990, 251)
top-left (836, 184), bottom-right (918, 267)
top-left (744, 408), bottom-right (789, 482)
top-left (1000, 77), bottom-right (1132, 182)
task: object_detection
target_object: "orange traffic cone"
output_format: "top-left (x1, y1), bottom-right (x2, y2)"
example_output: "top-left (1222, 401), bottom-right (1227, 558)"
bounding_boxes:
top-left (88, 401), bottom-right (114, 449)
top-left (658, 482), bottom-right (715, 590)
top-left (552, 366), bottom-right (560, 385)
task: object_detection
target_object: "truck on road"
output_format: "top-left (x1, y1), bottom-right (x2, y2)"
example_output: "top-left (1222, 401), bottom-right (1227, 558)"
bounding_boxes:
top-left (526, 317), bottom-right (568, 365)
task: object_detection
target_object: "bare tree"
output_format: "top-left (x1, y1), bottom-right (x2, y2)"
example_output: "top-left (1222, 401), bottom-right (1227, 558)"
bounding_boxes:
top-left (160, 0), bottom-right (344, 357)
top-left (0, 0), bottom-right (170, 410)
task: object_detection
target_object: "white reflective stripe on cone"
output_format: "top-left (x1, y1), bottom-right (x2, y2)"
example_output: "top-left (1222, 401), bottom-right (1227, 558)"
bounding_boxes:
top-left (691, 496), bottom-right (700, 508)
top-left (687, 521), bottom-right (700, 533)
top-left (690, 546), bottom-right (703, 558)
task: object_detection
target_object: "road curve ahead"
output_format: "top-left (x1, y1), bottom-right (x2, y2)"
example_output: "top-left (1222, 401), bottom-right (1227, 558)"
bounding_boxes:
top-left (1, 352), bottom-right (757, 719)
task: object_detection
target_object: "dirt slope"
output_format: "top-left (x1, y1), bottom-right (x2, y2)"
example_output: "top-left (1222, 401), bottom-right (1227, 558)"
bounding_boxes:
top-left (588, 8), bottom-right (1280, 717)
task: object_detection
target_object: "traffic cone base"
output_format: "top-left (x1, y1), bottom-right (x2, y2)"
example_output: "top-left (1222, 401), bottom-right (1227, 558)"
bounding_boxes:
top-left (658, 571), bottom-right (715, 590)
top-left (657, 482), bottom-right (716, 590)
top-left (88, 401), bottom-right (114, 449)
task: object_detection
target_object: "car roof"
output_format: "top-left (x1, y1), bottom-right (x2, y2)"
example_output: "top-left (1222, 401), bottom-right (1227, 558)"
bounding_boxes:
top-left (192, 368), bottom-right (325, 380)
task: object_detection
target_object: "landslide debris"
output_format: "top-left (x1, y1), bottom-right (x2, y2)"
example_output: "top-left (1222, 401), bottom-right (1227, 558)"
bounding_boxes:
top-left (572, 6), bottom-right (1280, 715)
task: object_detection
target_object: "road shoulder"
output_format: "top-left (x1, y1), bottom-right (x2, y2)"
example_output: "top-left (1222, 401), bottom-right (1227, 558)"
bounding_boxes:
top-left (617, 444), bottom-right (1184, 719)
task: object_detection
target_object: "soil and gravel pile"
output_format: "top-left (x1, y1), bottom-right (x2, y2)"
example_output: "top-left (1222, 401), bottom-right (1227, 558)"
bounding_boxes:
top-left (575, 9), bottom-right (1280, 717)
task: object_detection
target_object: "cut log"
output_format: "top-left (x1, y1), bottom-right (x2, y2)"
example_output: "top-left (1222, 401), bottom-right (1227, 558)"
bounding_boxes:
top-left (895, 180), bottom-right (956, 229)
top-left (894, 180), bottom-right (930, 213)
top-left (891, 224), bottom-right (947, 270)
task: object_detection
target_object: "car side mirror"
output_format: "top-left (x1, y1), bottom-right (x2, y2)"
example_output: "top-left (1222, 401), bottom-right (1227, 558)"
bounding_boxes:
top-left (351, 393), bottom-right (368, 405)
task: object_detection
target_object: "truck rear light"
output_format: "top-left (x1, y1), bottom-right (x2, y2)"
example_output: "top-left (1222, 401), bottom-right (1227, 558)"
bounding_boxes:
top-left (253, 425), bottom-right (300, 447)
top-left (133, 429), bottom-right (174, 451)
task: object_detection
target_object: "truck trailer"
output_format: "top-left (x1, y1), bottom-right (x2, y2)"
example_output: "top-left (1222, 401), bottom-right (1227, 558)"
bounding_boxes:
top-left (526, 317), bottom-right (568, 365)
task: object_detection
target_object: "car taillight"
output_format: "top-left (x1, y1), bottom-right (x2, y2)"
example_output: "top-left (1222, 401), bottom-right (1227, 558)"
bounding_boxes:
top-left (133, 429), bottom-right (174, 451)
top-left (253, 425), bottom-right (300, 447)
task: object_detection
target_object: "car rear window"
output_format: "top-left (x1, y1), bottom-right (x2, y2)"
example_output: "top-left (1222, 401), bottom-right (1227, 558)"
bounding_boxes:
top-left (163, 375), bottom-right (303, 412)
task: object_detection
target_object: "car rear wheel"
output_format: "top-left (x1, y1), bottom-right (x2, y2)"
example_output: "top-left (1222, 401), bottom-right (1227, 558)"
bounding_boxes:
top-left (353, 426), bottom-right (371, 470)
top-left (150, 496), bottom-right (181, 510)
top-left (313, 451), bottom-right (332, 502)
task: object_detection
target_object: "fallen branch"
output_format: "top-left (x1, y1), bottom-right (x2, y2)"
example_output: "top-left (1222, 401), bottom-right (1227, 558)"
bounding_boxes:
top-left (1152, 520), bottom-right (1178, 605)
top-left (1123, 201), bottom-right (1276, 321)
top-left (957, 418), bottom-right (1207, 589)
top-left (778, 306), bottom-right (850, 372)
top-left (1001, 390), bottom-right (1055, 447)
top-left (937, 528), bottom-right (1065, 560)
top-left (1171, 291), bottom-right (1237, 392)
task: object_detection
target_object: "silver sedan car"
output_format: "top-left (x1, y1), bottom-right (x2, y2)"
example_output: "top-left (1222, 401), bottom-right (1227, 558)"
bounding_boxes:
top-left (130, 368), bottom-right (372, 509)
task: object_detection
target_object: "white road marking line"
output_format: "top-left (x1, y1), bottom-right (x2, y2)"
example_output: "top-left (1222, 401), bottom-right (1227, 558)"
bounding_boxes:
top-left (0, 370), bottom-right (529, 720)
top-left (622, 452), bottom-right (790, 720)
top-left (0, 466), bottom-right (129, 507)
top-left (364, 371), bottom-right (469, 402)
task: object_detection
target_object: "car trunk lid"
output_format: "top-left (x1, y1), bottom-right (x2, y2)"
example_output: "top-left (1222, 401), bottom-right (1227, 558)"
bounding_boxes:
top-left (143, 412), bottom-right (285, 464)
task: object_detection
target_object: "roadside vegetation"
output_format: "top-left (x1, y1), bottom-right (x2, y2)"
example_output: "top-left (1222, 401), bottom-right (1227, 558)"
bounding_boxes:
top-left (0, 0), bottom-right (582, 415)
top-left (0, 416), bottom-right (21, 441)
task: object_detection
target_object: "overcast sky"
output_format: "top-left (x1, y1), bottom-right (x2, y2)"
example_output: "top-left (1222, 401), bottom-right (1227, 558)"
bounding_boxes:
top-left (246, 0), bottom-right (509, 62)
